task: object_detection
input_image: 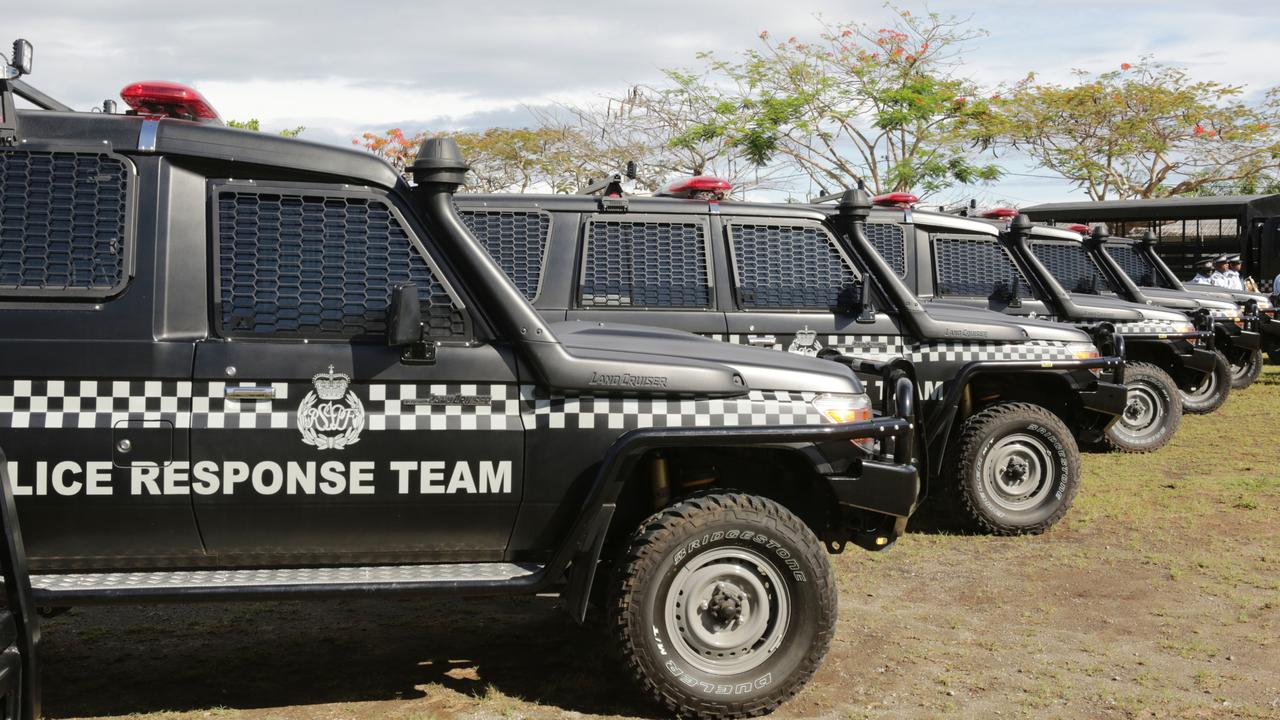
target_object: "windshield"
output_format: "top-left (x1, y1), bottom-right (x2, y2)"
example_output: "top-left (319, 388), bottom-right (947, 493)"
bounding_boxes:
top-left (1030, 241), bottom-right (1114, 294)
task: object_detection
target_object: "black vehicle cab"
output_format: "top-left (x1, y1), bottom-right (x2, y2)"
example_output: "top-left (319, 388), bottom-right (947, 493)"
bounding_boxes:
top-left (456, 180), bottom-right (1128, 537)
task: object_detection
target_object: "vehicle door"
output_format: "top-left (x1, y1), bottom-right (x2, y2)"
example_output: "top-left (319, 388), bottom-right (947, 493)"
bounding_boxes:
top-left (190, 182), bottom-right (524, 564)
top-left (721, 216), bottom-right (906, 385)
top-left (565, 213), bottom-right (728, 336)
top-left (924, 233), bottom-right (1053, 319)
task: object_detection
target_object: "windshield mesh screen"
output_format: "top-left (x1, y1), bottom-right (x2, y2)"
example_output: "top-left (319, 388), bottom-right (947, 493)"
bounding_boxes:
top-left (459, 208), bottom-right (549, 300)
top-left (731, 223), bottom-right (855, 309)
top-left (1105, 243), bottom-right (1164, 288)
top-left (580, 220), bottom-right (710, 307)
top-left (217, 189), bottom-right (464, 338)
top-left (866, 222), bottom-right (907, 277)
top-left (1031, 241), bottom-right (1111, 294)
top-left (0, 150), bottom-right (129, 295)
top-left (933, 235), bottom-right (1031, 297)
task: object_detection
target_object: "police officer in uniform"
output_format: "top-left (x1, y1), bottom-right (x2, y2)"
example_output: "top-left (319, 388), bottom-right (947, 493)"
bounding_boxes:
top-left (1210, 255), bottom-right (1232, 288)
top-left (1225, 255), bottom-right (1245, 291)
top-left (1189, 259), bottom-right (1215, 285)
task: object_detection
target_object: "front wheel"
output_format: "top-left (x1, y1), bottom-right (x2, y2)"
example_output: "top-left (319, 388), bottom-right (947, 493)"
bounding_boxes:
top-left (948, 402), bottom-right (1080, 535)
top-left (1228, 349), bottom-right (1263, 389)
top-left (611, 493), bottom-right (836, 720)
top-left (1180, 350), bottom-right (1231, 414)
top-left (1102, 362), bottom-right (1183, 453)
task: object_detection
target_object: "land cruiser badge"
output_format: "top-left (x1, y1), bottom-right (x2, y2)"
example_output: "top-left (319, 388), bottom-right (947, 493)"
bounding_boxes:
top-left (788, 327), bottom-right (823, 357)
top-left (298, 366), bottom-right (365, 450)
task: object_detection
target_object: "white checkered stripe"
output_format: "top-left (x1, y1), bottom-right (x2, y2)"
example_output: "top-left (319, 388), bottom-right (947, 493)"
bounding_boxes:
top-left (0, 380), bottom-right (191, 429)
top-left (710, 333), bottom-right (1078, 364)
top-left (1112, 319), bottom-right (1189, 336)
top-left (367, 384), bottom-right (521, 431)
top-left (522, 388), bottom-right (824, 430)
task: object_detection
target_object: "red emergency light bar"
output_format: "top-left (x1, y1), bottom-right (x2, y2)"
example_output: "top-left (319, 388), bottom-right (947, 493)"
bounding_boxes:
top-left (981, 207), bottom-right (1019, 219)
top-left (872, 192), bottom-right (918, 207)
top-left (120, 81), bottom-right (221, 123)
top-left (1065, 223), bottom-right (1089, 234)
top-left (660, 176), bottom-right (731, 200)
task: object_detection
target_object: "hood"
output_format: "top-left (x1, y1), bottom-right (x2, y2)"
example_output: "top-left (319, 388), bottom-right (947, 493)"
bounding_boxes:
top-left (1137, 287), bottom-right (1238, 313)
top-left (548, 321), bottom-right (863, 395)
top-left (1180, 286), bottom-right (1272, 310)
top-left (924, 303), bottom-right (1093, 343)
top-left (1066, 293), bottom-right (1189, 323)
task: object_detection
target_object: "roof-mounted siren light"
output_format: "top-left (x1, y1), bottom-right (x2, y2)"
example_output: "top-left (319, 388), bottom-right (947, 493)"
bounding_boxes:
top-left (980, 207), bottom-right (1019, 219)
top-left (658, 176), bottom-right (731, 200)
top-left (1, 39), bottom-right (32, 79)
top-left (120, 81), bottom-right (222, 124)
top-left (1065, 223), bottom-right (1089, 236)
top-left (871, 192), bottom-right (919, 208)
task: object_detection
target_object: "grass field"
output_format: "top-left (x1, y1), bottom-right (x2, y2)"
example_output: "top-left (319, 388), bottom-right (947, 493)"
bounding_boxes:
top-left (40, 367), bottom-right (1280, 720)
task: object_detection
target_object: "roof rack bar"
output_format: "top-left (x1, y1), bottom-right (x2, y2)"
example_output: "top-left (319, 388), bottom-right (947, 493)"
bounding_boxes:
top-left (577, 173), bottom-right (624, 196)
top-left (9, 80), bottom-right (70, 112)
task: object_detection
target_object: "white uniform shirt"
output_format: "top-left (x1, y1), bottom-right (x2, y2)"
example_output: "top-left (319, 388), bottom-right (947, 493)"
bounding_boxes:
top-left (1273, 272), bottom-right (1280, 294)
top-left (1210, 271), bottom-right (1232, 288)
top-left (1224, 269), bottom-right (1244, 290)
top-left (1190, 273), bottom-right (1214, 285)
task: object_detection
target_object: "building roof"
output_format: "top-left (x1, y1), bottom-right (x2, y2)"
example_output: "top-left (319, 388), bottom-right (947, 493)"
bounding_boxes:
top-left (1022, 194), bottom-right (1280, 222)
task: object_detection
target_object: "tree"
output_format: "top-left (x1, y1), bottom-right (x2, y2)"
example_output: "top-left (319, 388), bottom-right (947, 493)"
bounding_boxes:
top-left (979, 61), bottom-right (1280, 200)
top-left (227, 118), bottom-right (305, 137)
top-left (668, 7), bottom-right (1001, 197)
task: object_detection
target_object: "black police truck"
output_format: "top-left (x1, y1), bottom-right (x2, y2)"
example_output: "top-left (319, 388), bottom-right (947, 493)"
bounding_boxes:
top-left (0, 45), bottom-right (924, 719)
top-left (846, 201), bottom-right (1216, 452)
top-left (456, 181), bottom-right (1127, 537)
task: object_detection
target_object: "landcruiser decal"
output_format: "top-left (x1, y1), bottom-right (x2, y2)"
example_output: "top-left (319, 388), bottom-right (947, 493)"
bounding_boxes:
top-left (298, 366), bottom-right (365, 450)
top-left (787, 327), bottom-right (823, 357)
top-left (587, 371), bottom-right (669, 389)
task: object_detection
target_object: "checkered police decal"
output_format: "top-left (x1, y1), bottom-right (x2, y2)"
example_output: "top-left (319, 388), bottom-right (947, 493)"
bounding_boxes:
top-left (0, 380), bottom-right (827, 432)
top-left (1110, 319), bottom-right (1189, 336)
top-left (710, 334), bottom-right (1079, 363)
top-left (521, 388), bottom-right (824, 430)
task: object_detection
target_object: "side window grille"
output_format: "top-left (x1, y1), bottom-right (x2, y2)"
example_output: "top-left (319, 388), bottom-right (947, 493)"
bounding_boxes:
top-left (580, 220), bottom-right (710, 308)
top-left (933, 235), bottom-right (1031, 297)
top-left (1031, 241), bottom-right (1110, 293)
top-left (458, 209), bottom-right (549, 300)
top-left (866, 222), bottom-right (907, 277)
top-left (1105, 243), bottom-right (1158, 287)
top-left (731, 223), bottom-right (855, 309)
top-left (217, 189), bottom-right (465, 339)
top-left (0, 150), bottom-right (130, 296)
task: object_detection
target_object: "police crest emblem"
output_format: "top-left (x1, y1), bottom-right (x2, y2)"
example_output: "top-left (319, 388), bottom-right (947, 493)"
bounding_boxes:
top-left (788, 326), bottom-right (823, 357)
top-left (297, 366), bottom-right (365, 450)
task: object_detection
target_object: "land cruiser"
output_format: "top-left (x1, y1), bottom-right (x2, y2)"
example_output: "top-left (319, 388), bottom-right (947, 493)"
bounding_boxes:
top-left (844, 200), bottom-right (1216, 452)
top-left (0, 45), bottom-right (923, 719)
top-left (455, 180), bottom-right (1127, 537)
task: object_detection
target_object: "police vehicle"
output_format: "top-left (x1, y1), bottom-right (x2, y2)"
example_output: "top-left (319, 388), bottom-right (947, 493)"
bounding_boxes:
top-left (455, 181), bottom-right (1127, 537)
top-left (827, 200), bottom-right (1213, 453)
top-left (1037, 226), bottom-right (1253, 411)
top-left (0, 42), bottom-right (924, 719)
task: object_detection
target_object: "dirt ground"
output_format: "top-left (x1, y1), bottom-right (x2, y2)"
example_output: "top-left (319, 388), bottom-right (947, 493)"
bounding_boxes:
top-left (38, 367), bottom-right (1280, 720)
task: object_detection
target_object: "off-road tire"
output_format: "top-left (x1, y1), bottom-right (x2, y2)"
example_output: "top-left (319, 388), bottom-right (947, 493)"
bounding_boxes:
top-left (948, 402), bottom-right (1080, 536)
top-left (1228, 349), bottom-right (1263, 390)
top-left (611, 492), bottom-right (836, 720)
top-left (1179, 350), bottom-right (1231, 414)
top-left (1268, 347), bottom-right (1280, 365)
top-left (1101, 362), bottom-right (1182, 453)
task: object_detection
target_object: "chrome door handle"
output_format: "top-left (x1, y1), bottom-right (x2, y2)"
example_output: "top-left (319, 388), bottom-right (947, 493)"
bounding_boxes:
top-left (747, 334), bottom-right (777, 347)
top-left (225, 386), bottom-right (276, 400)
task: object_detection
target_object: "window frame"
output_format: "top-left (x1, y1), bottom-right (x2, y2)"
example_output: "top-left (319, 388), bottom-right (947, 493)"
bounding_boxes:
top-left (208, 180), bottom-right (471, 343)
top-left (0, 147), bottom-right (138, 301)
top-left (724, 217), bottom-right (862, 311)
top-left (576, 213), bottom-right (716, 311)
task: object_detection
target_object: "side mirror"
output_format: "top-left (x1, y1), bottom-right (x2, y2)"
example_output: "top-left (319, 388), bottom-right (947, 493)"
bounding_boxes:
top-left (10, 40), bottom-right (31, 77)
top-left (836, 280), bottom-right (877, 323)
top-left (1009, 275), bottom-right (1023, 308)
top-left (387, 283), bottom-right (423, 347)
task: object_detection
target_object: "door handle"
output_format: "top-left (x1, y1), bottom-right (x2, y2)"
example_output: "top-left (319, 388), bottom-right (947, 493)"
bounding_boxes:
top-left (225, 386), bottom-right (276, 400)
top-left (747, 334), bottom-right (777, 347)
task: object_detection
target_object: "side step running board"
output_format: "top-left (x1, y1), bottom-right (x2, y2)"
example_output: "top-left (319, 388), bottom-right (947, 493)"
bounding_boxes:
top-left (29, 562), bottom-right (545, 604)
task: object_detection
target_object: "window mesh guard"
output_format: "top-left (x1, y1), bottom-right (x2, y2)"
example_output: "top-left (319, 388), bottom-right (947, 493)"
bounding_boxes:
top-left (933, 236), bottom-right (1032, 298)
top-left (458, 209), bottom-right (549, 300)
top-left (217, 190), bottom-right (464, 338)
top-left (866, 222), bottom-right (907, 277)
top-left (1031, 241), bottom-right (1110, 294)
top-left (731, 223), bottom-right (855, 309)
top-left (1105, 243), bottom-right (1161, 288)
top-left (580, 220), bottom-right (710, 308)
top-left (0, 150), bottom-right (129, 295)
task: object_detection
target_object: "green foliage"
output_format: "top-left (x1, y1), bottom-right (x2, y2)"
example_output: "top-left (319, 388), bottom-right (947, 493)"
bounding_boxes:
top-left (228, 118), bottom-right (305, 138)
top-left (980, 60), bottom-right (1280, 199)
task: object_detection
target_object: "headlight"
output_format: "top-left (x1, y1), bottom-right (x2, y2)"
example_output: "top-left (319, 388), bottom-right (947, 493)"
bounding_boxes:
top-left (1065, 341), bottom-right (1101, 360)
top-left (1169, 322), bottom-right (1195, 335)
top-left (812, 393), bottom-right (875, 452)
top-left (1257, 297), bottom-right (1273, 311)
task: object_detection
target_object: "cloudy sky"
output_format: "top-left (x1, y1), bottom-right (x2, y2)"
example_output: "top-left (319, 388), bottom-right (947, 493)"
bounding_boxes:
top-left (10, 0), bottom-right (1280, 204)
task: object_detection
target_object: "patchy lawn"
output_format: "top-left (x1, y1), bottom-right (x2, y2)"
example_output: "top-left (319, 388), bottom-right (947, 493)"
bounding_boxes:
top-left (41, 367), bottom-right (1280, 720)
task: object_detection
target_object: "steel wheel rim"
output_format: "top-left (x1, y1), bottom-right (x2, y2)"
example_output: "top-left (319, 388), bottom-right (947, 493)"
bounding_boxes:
top-left (1115, 382), bottom-right (1164, 439)
top-left (1230, 354), bottom-right (1255, 382)
top-left (981, 432), bottom-right (1056, 512)
top-left (1185, 368), bottom-right (1218, 401)
top-left (664, 546), bottom-right (790, 676)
